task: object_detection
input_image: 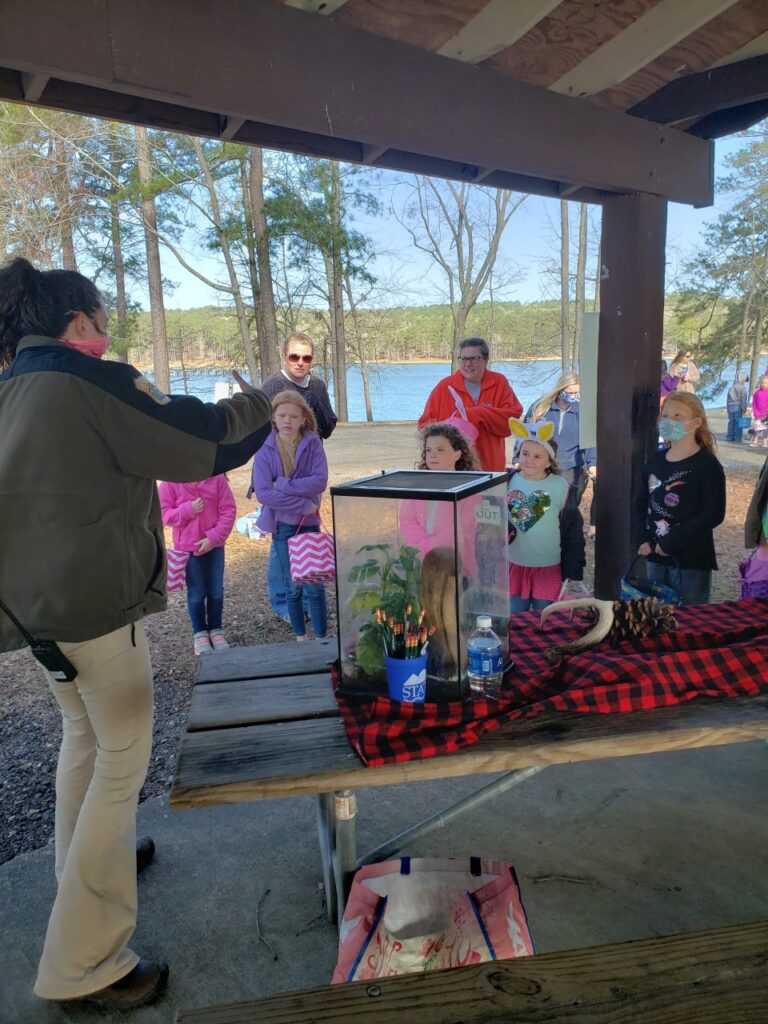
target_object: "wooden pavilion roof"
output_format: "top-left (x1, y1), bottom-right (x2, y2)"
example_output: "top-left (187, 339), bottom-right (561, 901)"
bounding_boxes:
top-left (0, 1), bottom-right (766, 206)
top-left (290, 0), bottom-right (768, 140)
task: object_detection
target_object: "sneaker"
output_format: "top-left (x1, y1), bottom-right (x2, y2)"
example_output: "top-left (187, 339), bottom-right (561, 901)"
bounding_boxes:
top-left (209, 629), bottom-right (230, 651)
top-left (193, 632), bottom-right (212, 656)
top-left (295, 634), bottom-right (308, 642)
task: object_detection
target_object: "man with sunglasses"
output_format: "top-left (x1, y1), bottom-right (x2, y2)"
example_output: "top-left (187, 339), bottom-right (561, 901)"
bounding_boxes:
top-left (418, 337), bottom-right (522, 471)
top-left (259, 332), bottom-right (337, 622)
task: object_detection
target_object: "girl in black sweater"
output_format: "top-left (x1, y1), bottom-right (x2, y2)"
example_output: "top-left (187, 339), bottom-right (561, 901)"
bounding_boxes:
top-left (635, 392), bottom-right (725, 605)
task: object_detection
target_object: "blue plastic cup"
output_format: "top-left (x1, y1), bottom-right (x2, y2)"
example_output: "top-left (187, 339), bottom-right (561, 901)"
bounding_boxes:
top-left (385, 655), bottom-right (427, 703)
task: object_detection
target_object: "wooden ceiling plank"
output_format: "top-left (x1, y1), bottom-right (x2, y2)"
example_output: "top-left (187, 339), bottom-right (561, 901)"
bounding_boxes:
top-left (437, 0), bottom-right (561, 64)
top-left (590, 0), bottom-right (768, 113)
top-left (629, 54), bottom-right (768, 125)
top-left (713, 28), bottom-right (768, 67)
top-left (551, 0), bottom-right (741, 97)
top-left (333, 0), bottom-right (489, 53)
top-left (686, 98), bottom-right (768, 139)
top-left (0, 0), bottom-right (714, 206)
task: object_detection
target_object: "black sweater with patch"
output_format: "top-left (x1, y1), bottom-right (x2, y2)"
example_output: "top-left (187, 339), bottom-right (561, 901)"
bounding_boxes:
top-left (635, 448), bottom-right (726, 571)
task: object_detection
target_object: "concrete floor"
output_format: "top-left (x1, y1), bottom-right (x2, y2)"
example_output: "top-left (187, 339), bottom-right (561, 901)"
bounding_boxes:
top-left (1, 414), bottom-right (766, 1023)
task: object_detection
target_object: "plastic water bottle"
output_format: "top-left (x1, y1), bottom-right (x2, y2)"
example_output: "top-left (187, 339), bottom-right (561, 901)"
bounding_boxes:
top-left (467, 615), bottom-right (504, 699)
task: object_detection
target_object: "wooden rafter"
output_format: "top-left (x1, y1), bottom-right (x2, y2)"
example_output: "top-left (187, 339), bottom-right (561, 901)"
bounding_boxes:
top-left (0, 0), bottom-right (714, 205)
top-left (629, 54), bottom-right (768, 126)
top-left (437, 0), bottom-right (560, 64)
top-left (550, 0), bottom-right (741, 97)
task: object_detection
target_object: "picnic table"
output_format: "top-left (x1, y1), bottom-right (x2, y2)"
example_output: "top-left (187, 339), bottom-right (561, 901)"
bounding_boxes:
top-left (170, 636), bottom-right (768, 925)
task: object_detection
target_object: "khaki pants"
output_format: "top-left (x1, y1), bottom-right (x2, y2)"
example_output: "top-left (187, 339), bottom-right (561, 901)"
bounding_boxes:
top-left (33, 622), bottom-right (154, 1000)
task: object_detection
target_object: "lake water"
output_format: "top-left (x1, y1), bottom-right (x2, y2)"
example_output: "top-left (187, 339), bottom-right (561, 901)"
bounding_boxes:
top-left (160, 359), bottom-right (734, 420)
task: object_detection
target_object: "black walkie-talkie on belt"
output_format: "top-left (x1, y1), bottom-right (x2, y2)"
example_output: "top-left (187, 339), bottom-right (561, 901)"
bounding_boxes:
top-left (0, 598), bottom-right (78, 681)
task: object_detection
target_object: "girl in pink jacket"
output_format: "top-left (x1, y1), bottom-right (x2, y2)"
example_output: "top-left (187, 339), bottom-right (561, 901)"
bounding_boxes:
top-left (159, 475), bottom-right (237, 655)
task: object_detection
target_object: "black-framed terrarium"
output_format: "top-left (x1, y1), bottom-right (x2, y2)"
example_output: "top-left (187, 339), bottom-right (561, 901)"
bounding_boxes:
top-left (331, 470), bottom-right (509, 702)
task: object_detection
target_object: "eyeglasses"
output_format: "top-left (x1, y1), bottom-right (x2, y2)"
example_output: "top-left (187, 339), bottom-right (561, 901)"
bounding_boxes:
top-left (287, 353), bottom-right (313, 365)
top-left (458, 355), bottom-right (484, 366)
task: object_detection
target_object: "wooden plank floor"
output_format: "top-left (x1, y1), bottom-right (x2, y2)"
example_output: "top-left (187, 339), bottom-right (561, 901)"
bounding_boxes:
top-left (175, 919), bottom-right (768, 1023)
top-left (195, 637), bottom-right (336, 684)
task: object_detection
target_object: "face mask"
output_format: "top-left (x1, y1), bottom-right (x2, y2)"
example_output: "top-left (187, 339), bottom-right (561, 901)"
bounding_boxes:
top-left (659, 417), bottom-right (693, 442)
top-left (60, 336), bottom-right (109, 359)
top-left (559, 391), bottom-right (579, 405)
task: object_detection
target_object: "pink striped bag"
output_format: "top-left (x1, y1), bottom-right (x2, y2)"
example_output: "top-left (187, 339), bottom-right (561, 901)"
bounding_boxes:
top-left (288, 524), bottom-right (335, 584)
top-left (166, 549), bottom-right (190, 592)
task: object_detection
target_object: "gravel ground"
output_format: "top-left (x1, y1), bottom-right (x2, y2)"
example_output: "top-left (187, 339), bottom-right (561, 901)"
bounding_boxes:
top-left (0, 429), bottom-right (764, 865)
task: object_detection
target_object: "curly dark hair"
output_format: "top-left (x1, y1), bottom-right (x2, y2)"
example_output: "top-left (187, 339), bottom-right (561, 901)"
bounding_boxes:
top-left (417, 423), bottom-right (481, 471)
top-left (0, 257), bottom-right (103, 369)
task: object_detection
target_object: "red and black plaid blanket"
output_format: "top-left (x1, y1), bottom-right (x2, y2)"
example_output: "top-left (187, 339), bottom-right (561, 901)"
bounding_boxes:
top-left (335, 600), bottom-right (768, 767)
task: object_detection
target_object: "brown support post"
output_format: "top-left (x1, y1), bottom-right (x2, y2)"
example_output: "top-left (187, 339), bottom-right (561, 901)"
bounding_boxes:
top-left (594, 193), bottom-right (667, 599)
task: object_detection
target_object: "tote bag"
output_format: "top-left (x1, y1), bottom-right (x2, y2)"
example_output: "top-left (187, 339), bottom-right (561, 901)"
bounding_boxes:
top-left (287, 522), bottom-right (336, 584)
top-left (166, 549), bottom-right (190, 592)
top-left (332, 856), bottom-right (534, 983)
top-left (740, 546), bottom-right (768, 600)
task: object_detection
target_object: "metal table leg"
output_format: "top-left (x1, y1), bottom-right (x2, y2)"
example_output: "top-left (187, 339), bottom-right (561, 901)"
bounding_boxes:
top-left (314, 793), bottom-right (337, 923)
top-left (357, 767), bottom-right (546, 868)
top-left (332, 789), bottom-right (357, 930)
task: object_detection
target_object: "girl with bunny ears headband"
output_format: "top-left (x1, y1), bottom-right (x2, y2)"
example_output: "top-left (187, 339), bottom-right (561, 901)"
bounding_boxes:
top-left (509, 417), bottom-right (558, 465)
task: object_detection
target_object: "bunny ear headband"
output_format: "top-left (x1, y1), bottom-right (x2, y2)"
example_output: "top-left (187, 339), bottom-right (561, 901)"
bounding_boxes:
top-left (508, 417), bottom-right (556, 460)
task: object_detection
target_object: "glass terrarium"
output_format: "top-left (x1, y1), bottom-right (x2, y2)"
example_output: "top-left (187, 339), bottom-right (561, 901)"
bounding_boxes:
top-left (332, 470), bottom-right (510, 702)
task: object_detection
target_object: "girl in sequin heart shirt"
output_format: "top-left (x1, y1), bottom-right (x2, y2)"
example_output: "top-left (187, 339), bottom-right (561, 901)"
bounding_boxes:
top-left (508, 438), bottom-right (584, 614)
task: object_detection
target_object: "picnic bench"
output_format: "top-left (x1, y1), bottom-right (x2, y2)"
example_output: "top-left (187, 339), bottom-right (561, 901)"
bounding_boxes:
top-left (171, 637), bottom-right (768, 1022)
top-left (174, 919), bottom-right (768, 1022)
top-left (171, 637), bottom-right (768, 925)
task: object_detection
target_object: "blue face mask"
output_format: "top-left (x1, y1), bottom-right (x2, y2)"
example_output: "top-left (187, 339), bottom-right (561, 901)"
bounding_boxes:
top-left (659, 417), bottom-right (692, 442)
top-left (559, 391), bottom-right (579, 405)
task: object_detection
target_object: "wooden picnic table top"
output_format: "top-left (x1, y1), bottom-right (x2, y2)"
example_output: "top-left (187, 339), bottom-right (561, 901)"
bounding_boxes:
top-left (170, 638), bottom-right (768, 810)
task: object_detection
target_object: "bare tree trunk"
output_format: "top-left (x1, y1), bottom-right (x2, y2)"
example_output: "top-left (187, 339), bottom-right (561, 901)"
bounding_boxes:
top-left (109, 126), bottom-right (129, 363)
top-left (53, 137), bottom-right (77, 270)
top-left (750, 299), bottom-right (764, 395)
top-left (191, 138), bottom-right (258, 381)
top-left (344, 271), bottom-right (373, 422)
top-left (593, 239), bottom-right (602, 313)
top-left (452, 306), bottom-right (468, 371)
top-left (560, 200), bottom-right (570, 368)
top-left (737, 290), bottom-right (753, 373)
top-left (573, 203), bottom-right (588, 368)
top-left (135, 126), bottom-right (170, 393)
top-left (249, 148), bottom-right (280, 376)
top-left (327, 164), bottom-right (348, 421)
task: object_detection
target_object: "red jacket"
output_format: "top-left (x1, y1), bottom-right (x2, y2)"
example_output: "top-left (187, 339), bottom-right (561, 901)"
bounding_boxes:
top-left (418, 369), bottom-right (522, 471)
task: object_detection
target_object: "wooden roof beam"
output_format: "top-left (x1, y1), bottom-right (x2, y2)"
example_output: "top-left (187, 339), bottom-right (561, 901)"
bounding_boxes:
top-left (551, 0), bottom-right (740, 98)
top-left (0, 0), bottom-right (714, 206)
top-left (437, 0), bottom-right (560, 64)
top-left (629, 55), bottom-right (768, 127)
top-left (20, 71), bottom-right (48, 102)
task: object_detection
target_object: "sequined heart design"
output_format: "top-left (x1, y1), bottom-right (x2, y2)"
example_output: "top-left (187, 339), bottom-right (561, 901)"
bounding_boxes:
top-left (507, 489), bottom-right (551, 532)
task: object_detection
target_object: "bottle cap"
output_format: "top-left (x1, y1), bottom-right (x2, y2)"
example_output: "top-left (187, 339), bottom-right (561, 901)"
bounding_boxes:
top-left (476, 615), bottom-right (492, 629)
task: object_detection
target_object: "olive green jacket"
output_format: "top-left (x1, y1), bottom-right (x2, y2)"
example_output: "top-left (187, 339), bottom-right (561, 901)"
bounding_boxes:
top-left (0, 336), bottom-right (271, 651)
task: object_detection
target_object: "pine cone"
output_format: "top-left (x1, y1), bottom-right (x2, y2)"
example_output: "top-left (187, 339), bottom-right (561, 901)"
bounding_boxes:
top-left (582, 598), bottom-right (677, 643)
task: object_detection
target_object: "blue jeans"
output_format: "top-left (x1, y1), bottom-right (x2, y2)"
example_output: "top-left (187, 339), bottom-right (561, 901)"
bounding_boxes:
top-left (273, 523), bottom-right (328, 637)
top-left (647, 561), bottom-right (711, 606)
top-left (186, 546), bottom-right (225, 633)
top-left (726, 406), bottom-right (744, 443)
top-left (268, 541), bottom-right (309, 619)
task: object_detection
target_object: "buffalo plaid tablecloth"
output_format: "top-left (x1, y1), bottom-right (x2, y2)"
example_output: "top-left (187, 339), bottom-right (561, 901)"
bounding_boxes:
top-left (335, 600), bottom-right (768, 767)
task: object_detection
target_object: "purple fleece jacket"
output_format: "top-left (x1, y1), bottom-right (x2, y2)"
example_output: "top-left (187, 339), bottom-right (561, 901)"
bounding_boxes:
top-left (251, 429), bottom-right (328, 533)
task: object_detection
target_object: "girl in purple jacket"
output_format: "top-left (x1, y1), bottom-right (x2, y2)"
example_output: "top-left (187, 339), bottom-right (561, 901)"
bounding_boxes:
top-left (252, 391), bottom-right (329, 640)
top-left (159, 475), bottom-right (237, 655)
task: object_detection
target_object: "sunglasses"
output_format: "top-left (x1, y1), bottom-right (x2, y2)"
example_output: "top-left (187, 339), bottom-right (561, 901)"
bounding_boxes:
top-left (287, 353), bottom-right (313, 365)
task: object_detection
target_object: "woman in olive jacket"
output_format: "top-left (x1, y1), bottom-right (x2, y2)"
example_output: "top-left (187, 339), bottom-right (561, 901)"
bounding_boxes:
top-left (0, 258), bottom-right (271, 1009)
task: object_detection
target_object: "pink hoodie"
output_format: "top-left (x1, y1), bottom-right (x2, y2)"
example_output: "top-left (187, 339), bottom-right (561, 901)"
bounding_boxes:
top-left (159, 475), bottom-right (236, 553)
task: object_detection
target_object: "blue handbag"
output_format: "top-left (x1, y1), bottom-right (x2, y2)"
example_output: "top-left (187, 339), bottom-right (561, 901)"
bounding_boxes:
top-left (620, 555), bottom-right (682, 606)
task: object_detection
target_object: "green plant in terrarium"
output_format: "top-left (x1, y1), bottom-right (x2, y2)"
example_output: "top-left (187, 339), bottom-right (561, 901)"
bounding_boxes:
top-left (348, 543), bottom-right (423, 675)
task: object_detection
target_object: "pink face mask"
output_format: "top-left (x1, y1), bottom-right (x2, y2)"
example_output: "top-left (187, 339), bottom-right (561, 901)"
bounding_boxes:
top-left (60, 336), bottom-right (110, 359)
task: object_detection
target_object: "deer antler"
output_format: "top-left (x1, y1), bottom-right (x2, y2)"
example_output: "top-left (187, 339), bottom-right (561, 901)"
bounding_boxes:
top-left (540, 598), bottom-right (615, 663)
